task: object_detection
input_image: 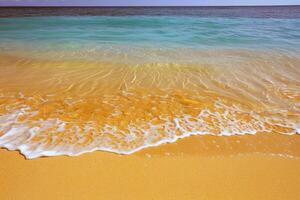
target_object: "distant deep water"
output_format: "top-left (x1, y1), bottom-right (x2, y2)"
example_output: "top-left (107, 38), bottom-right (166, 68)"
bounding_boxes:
top-left (0, 6), bottom-right (300, 18)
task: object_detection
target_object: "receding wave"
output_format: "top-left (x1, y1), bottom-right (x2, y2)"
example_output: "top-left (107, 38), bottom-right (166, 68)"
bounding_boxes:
top-left (0, 49), bottom-right (299, 159)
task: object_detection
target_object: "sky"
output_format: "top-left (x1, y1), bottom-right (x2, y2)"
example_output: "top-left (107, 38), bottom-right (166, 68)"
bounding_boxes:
top-left (0, 0), bottom-right (299, 6)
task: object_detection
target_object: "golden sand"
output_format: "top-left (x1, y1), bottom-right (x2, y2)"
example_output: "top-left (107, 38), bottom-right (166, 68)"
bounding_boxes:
top-left (1, 134), bottom-right (300, 200)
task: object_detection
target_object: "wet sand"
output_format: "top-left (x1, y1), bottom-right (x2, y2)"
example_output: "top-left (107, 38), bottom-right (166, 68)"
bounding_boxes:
top-left (1, 134), bottom-right (300, 200)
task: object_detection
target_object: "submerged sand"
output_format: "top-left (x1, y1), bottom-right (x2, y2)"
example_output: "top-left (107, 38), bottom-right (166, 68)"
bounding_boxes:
top-left (1, 50), bottom-right (300, 158)
top-left (0, 49), bottom-right (300, 199)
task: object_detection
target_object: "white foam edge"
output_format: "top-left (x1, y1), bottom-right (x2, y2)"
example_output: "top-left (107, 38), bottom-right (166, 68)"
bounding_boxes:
top-left (1, 108), bottom-right (299, 159)
top-left (1, 120), bottom-right (299, 159)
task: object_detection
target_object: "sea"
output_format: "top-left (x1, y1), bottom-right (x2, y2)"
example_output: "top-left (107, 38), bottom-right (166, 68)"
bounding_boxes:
top-left (0, 6), bottom-right (300, 158)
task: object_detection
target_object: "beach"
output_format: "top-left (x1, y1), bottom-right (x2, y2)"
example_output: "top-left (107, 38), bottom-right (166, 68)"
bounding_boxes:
top-left (1, 134), bottom-right (300, 200)
top-left (1, 6), bottom-right (300, 199)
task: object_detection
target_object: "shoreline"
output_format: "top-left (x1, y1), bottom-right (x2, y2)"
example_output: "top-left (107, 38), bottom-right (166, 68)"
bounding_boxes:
top-left (2, 132), bottom-right (300, 159)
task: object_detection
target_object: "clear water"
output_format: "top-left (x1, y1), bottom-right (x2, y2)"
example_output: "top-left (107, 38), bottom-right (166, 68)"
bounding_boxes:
top-left (0, 7), bottom-right (300, 159)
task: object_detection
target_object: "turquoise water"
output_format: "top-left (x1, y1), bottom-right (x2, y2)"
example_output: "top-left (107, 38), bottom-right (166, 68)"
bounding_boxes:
top-left (0, 16), bottom-right (300, 53)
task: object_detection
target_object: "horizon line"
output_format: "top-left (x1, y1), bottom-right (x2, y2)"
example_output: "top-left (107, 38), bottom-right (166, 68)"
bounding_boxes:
top-left (0, 5), bottom-right (300, 8)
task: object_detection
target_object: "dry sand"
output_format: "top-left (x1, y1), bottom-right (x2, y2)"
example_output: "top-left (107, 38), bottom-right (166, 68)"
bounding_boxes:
top-left (1, 134), bottom-right (300, 200)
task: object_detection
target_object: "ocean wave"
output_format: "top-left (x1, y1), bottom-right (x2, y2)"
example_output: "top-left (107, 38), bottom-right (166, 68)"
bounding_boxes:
top-left (0, 49), bottom-right (299, 159)
top-left (0, 91), bottom-right (299, 159)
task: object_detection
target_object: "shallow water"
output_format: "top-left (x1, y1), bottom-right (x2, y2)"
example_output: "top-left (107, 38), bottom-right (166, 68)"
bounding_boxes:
top-left (0, 7), bottom-right (300, 159)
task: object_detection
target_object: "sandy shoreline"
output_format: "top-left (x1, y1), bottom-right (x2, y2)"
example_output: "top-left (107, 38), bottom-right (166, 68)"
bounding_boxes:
top-left (1, 53), bottom-right (300, 199)
top-left (1, 134), bottom-right (300, 200)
